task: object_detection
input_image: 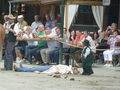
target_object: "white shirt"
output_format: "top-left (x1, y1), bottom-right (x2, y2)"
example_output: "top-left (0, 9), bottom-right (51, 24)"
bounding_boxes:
top-left (31, 21), bottom-right (42, 32)
top-left (42, 65), bottom-right (73, 74)
top-left (14, 23), bottom-right (22, 36)
top-left (47, 27), bottom-right (57, 37)
top-left (3, 21), bottom-right (14, 34)
top-left (86, 35), bottom-right (96, 53)
top-left (23, 33), bottom-right (38, 46)
top-left (81, 46), bottom-right (90, 58)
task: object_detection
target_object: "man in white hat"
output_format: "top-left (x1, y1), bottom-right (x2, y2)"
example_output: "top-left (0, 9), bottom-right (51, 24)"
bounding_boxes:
top-left (4, 14), bottom-right (16, 70)
top-left (14, 15), bottom-right (28, 35)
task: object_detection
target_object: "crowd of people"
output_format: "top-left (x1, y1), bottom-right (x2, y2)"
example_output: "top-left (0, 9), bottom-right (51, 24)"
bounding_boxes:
top-left (0, 13), bottom-right (120, 75)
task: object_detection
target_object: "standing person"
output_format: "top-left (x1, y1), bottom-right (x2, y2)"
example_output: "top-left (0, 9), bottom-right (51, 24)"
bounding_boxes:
top-left (4, 14), bottom-right (16, 70)
top-left (31, 15), bottom-right (42, 32)
top-left (81, 40), bottom-right (94, 75)
top-left (45, 14), bottom-right (52, 28)
top-left (0, 24), bottom-right (5, 61)
top-left (14, 15), bottom-right (28, 35)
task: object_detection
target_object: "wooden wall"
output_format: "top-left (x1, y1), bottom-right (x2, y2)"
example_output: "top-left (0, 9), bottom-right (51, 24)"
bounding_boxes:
top-left (0, 0), bottom-right (9, 24)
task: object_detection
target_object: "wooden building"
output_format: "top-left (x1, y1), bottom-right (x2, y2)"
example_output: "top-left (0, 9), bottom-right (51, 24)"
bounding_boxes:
top-left (8, 0), bottom-right (120, 31)
top-left (0, 0), bottom-right (9, 23)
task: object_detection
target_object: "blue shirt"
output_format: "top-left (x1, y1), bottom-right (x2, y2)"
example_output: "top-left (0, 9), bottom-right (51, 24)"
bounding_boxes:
top-left (45, 20), bottom-right (52, 28)
top-left (31, 21), bottom-right (42, 32)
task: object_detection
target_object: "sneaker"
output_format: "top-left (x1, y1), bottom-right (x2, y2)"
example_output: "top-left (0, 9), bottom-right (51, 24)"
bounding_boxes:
top-left (108, 64), bottom-right (113, 67)
top-left (106, 64), bottom-right (113, 67)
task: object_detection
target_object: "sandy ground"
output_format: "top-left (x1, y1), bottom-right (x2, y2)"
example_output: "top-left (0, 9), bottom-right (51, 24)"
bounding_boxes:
top-left (0, 61), bottom-right (120, 90)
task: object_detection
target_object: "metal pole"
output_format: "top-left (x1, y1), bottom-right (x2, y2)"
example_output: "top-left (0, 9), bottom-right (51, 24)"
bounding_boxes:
top-left (9, 2), bottom-right (12, 14)
top-left (59, 0), bottom-right (65, 64)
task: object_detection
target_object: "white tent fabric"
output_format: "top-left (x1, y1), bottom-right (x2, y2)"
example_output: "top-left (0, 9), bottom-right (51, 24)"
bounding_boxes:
top-left (92, 6), bottom-right (104, 33)
top-left (64, 5), bottom-right (79, 30)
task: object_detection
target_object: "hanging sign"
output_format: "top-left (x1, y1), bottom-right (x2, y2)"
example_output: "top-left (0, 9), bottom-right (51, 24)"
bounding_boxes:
top-left (103, 0), bottom-right (111, 6)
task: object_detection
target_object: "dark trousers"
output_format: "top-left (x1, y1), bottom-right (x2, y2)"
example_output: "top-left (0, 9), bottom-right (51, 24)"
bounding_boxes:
top-left (4, 41), bottom-right (15, 70)
top-left (82, 61), bottom-right (93, 75)
top-left (49, 48), bottom-right (70, 65)
top-left (27, 45), bottom-right (47, 63)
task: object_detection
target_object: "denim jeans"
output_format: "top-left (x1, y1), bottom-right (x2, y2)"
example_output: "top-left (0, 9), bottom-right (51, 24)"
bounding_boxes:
top-left (16, 65), bottom-right (52, 72)
top-left (49, 48), bottom-right (70, 65)
top-left (4, 41), bottom-right (15, 70)
top-left (27, 44), bottom-right (47, 63)
top-left (24, 45), bottom-right (38, 59)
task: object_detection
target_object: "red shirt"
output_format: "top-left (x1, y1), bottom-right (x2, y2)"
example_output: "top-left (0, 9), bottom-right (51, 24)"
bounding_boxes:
top-left (75, 34), bottom-right (85, 42)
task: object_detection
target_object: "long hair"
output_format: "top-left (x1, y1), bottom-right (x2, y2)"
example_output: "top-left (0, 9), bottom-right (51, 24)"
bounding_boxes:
top-left (0, 24), bottom-right (5, 44)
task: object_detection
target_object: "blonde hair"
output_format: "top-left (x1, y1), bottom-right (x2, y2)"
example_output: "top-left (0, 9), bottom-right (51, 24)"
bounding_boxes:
top-left (26, 26), bottom-right (32, 33)
top-left (23, 26), bottom-right (32, 33)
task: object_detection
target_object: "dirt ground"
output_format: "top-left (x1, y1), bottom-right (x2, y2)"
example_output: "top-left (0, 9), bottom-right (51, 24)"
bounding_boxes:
top-left (0, 61), bottom-right (120, 90)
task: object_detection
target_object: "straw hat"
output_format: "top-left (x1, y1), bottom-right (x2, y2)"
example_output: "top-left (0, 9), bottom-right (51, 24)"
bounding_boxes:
top-left (7, 14), bottom-right (16, 19)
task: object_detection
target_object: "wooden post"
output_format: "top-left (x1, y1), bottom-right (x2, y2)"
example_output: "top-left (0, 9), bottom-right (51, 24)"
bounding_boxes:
top-left (65, 3), bottom-right (69, 30)
top-left (118, 1), bottom-right (120, 28)
top-left (59, 0), bottom-right (65, 64)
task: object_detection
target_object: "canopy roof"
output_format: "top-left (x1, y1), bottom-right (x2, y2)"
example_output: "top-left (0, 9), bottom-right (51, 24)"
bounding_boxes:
top-left (9, 0), bottom-right (102, 5)
top-left (9, 0), bottom-right (61, 5)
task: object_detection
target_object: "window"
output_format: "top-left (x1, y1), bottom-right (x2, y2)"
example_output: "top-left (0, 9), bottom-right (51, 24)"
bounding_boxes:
top-left (74, 5), bottom-right (97, 25)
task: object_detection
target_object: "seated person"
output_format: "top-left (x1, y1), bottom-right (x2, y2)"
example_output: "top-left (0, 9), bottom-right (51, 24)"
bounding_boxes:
top-left (92, 32), bottom-right (99, 45)
top-left (25, 24), bottom-right (47, 64)
top-left (74, 30), bottom-right (85, 46)
top-left (69, 30), bottom-right (85, 67)
top-left (96, 30), bottom-right (109, 49)
top-left (94, 31), bottom-right (109, 61)
top-left (15, 31), bottom-right (28, 63)
top-left (106, 23), bottom-right (118, 35)
top-left (40, 28), bottom-right (61, 65)
top-left (49, 28), bottom-right (69, 65)
top-left (103, 30), bottom-right (120, 67)
top-left (69, 30), bottom-right (76, 44)
top-left (22, 26), bottom-right (38, 61)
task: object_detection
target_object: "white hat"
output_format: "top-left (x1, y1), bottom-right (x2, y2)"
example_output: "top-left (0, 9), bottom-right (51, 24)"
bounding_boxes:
top-left (17, 15), bottom-right (24, 19)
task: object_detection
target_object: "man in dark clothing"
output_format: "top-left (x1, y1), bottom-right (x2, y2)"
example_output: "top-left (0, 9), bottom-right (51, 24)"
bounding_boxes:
top-left (4, 14), bottom-right (16, 70)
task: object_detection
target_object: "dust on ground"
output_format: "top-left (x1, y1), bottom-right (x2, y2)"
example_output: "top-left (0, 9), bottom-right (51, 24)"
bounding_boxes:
top-left (0, 61), bottom-right (120, 90)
